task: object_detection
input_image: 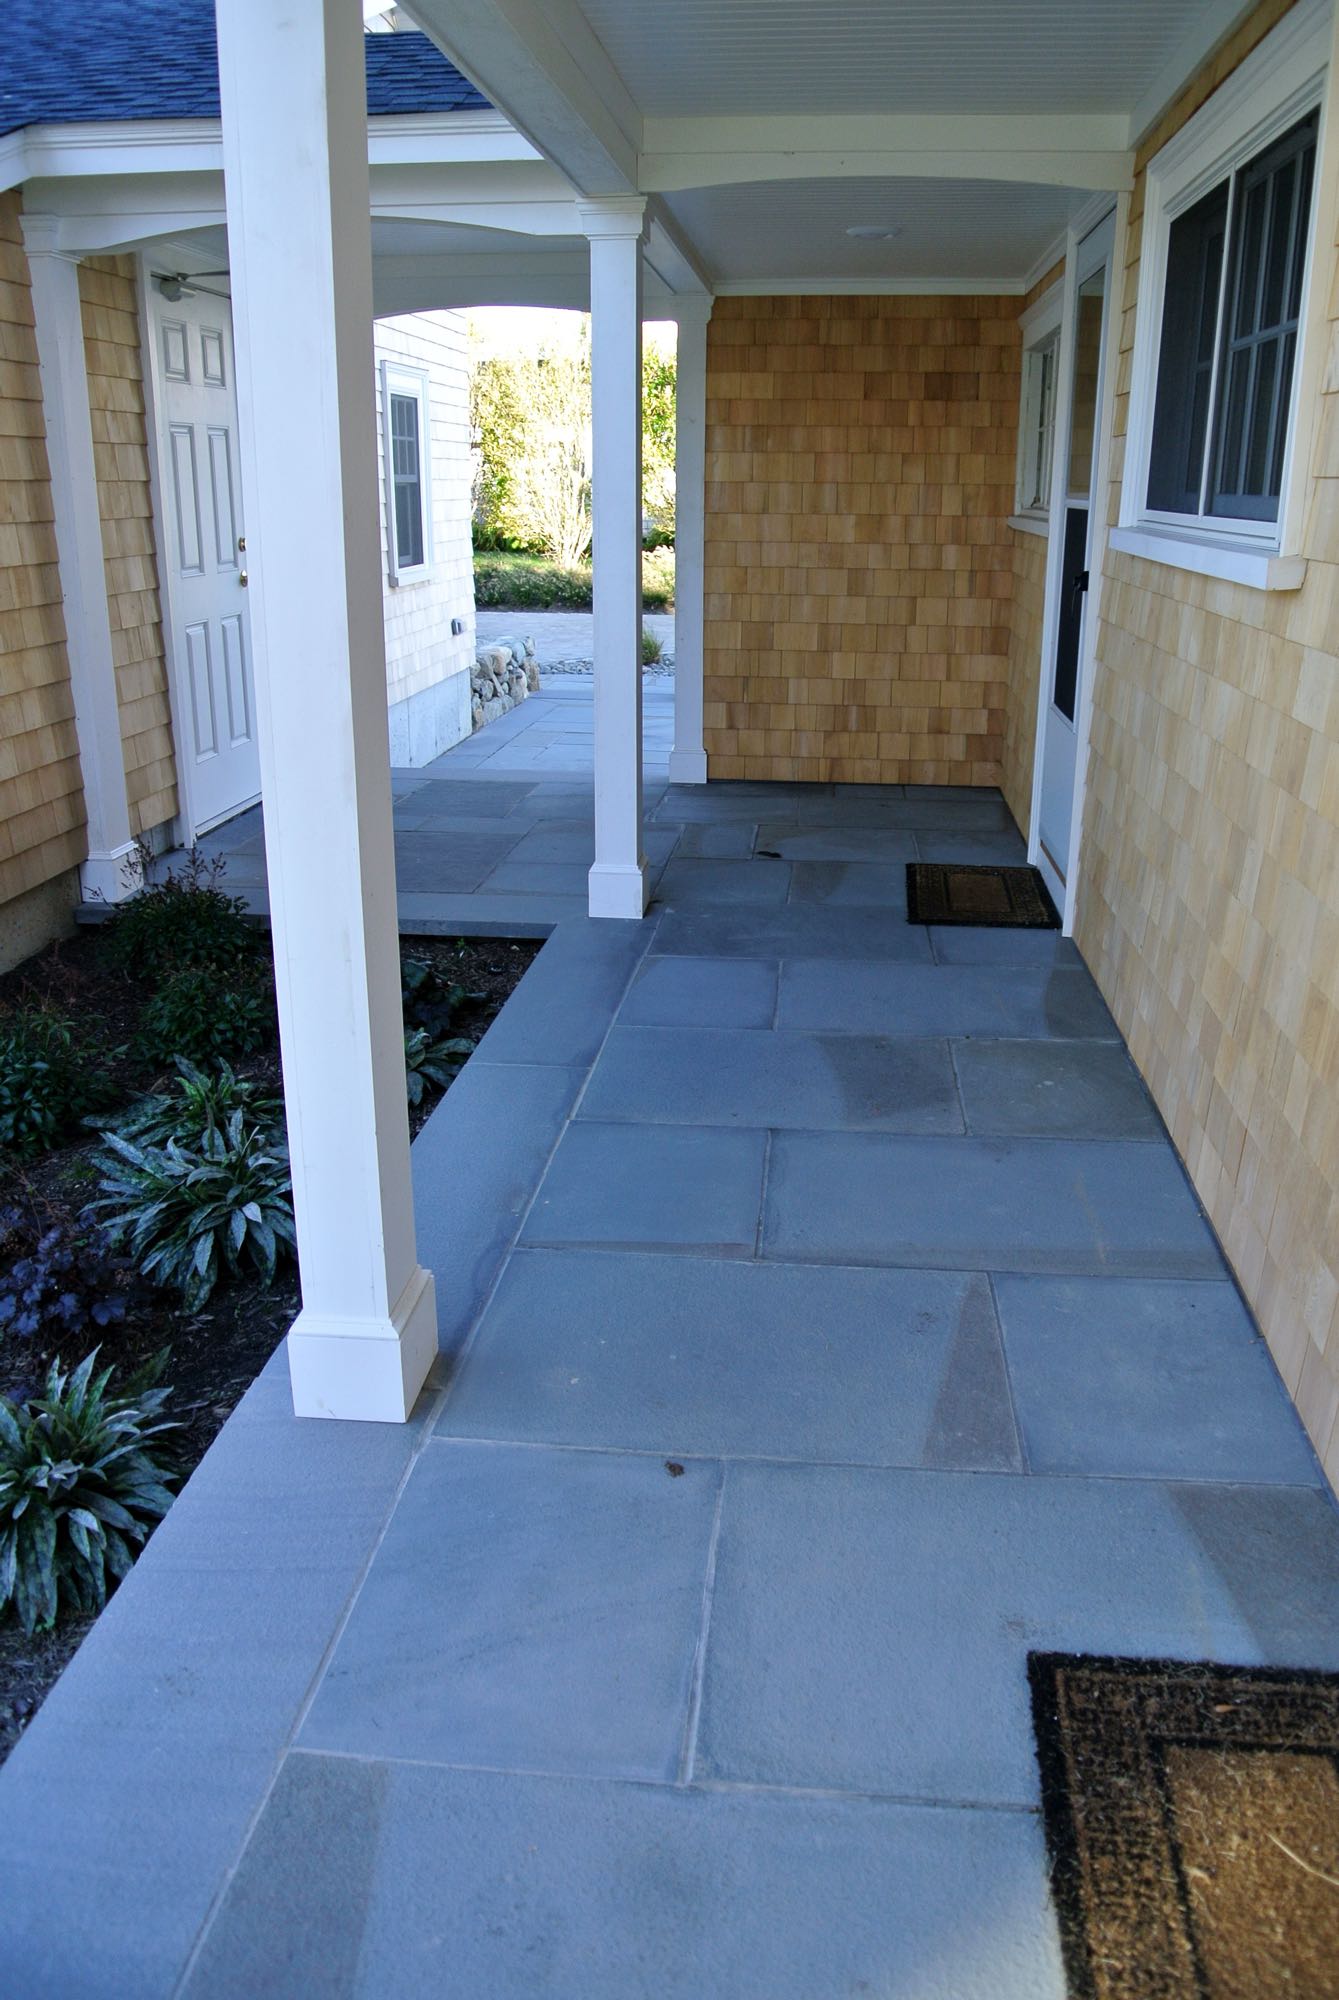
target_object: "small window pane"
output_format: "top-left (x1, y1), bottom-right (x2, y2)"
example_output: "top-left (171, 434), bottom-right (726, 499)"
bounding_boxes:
top-left (1209, 110), bottom-right (1317, 522)
top-left (1147, 181), bottom-right (1229, 515)
top-left (388, 389), bottom-right (425, 570)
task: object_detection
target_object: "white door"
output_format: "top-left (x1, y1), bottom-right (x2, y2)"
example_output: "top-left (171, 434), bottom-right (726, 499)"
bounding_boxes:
top-left (154, 288), bottom-right (260, 833)
top-left (1035, 214), bottom-right (1115, 906)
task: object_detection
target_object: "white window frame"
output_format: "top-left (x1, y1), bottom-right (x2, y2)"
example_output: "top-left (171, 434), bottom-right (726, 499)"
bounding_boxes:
top-left (1011, 280), bottom-right (1063, 536)
top-left (380, 359), bottom-right (432, 585)
top-left (1114, 0), bottom-right (1332, 590)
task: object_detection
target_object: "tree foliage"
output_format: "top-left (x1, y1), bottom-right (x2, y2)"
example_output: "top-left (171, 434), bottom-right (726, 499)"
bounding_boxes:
top-left (470, 319), bottom-right (677, 558)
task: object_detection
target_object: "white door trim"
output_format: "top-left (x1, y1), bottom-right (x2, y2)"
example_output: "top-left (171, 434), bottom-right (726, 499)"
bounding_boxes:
top-left (1027, 198), bottom-right (1124, 931)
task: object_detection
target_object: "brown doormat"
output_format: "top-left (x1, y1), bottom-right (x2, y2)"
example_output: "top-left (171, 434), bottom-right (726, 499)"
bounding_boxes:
top-left (905, 861), bottom-right (1059, 927)
top-left (1029, 1652), bottom-right (1339, 2000)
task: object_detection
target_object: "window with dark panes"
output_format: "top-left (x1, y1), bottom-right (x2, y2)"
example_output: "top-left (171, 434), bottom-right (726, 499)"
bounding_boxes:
top-left (1146, 110), bottom-right (1317, 526)
top-left (389, 390), bottom-right (425, 569)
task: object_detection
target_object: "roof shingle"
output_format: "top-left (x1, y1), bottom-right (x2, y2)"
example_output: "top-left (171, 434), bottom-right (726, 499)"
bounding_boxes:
top-left (1, 0), bottom-right (490, 139)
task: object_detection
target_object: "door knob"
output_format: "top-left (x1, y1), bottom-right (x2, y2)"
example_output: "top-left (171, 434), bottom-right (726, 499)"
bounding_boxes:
top-left (239, 569), bottom-right (249, 587)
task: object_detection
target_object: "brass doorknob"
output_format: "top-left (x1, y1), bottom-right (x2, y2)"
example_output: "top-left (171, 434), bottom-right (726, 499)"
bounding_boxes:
top-left (239, 570), bottom-right (249, 587)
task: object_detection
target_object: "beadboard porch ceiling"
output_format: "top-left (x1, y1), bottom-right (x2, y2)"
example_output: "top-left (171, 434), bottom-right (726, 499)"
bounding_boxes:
top-left (401, 0), bottom-right (1257, 295)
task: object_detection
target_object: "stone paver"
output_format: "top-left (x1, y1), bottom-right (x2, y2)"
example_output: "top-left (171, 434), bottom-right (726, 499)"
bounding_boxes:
top-left (16, 763), bottom-right (1339, 1998)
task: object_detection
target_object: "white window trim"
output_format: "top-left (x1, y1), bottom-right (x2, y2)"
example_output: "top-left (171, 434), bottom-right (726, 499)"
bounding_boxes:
top-left (380, 358), bottom-right (432, 585)
top-left (1013, 280), bottom-right (1064, 527)
top-left (1117, 0), bottom-right (1333, 590)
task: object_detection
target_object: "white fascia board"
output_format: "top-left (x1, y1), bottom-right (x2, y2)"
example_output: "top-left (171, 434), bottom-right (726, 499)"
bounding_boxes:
top-left (400, 0), bottom-right (641, 196)
top-left (1126, 0), bottom-right (1263, 149)
top-left (715, 275), bottom-right (1027, 297)
top-left (639, 113), bottom-right (1134, 194)
top-left (0, 108), bottom-right (535, 192)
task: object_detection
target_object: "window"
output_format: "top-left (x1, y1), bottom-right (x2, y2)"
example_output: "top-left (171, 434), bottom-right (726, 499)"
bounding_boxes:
top-left (1014, 283), bottom-right (1063, 526)
top-left (1019, 338), bottom-right (1059, 513)
top-left (1116, 0), bottom-right (1330, 583)
top-left (1148, 112), bottom-right (1316, 526)
top-left (380, 363), bottom-right (430, 582)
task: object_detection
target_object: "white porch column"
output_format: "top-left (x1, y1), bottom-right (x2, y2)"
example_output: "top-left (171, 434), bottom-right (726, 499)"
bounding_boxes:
top-left (217, 0), bottom-right (436, 1421)
top-left (23, 222), bottom-right (139, 904)
top-left (667, 296), bottom-right (712, 785)
top-left (581, 198), bottom-right (648, 919)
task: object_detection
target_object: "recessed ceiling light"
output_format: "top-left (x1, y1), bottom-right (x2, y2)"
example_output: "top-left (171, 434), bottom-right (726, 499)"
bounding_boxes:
top-left (845, 224), bottom-right (903, 241)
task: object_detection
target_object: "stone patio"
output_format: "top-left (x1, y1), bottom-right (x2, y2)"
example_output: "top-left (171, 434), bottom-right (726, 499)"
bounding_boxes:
top-left (5, 716), bottom-right (1339, 1996)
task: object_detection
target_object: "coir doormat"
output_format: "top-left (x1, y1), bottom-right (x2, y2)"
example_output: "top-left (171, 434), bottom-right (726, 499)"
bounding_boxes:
top-left (1029, 1652), bottom-right (1339, 2000)
top-left (905, 861), bottom-right (1059, 927)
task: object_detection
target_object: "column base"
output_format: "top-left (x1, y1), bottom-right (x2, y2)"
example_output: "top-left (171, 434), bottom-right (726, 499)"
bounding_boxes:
top-left (79, 842), bottom-right (143, 906)
top-left (587, 859), bottom-right (649, 919)
top-left (286, 1264), bottom-right (438, 1422)
top-left (667, 748), bottom-right (708, 785)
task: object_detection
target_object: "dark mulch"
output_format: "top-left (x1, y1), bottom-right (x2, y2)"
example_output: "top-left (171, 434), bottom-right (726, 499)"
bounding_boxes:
top-left (0, 924), bottom-right (540, 1764)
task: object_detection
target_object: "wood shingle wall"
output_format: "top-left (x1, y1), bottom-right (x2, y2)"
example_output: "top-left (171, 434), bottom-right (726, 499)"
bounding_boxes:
top-left (79, 256), bottom-right (176, 834)
top-left (702, 294), bottom-right (1020, 785)
top-left (1077, 0), bottom-right (1339, 1483)
top-left (0, 191), bottom-right (84, 909)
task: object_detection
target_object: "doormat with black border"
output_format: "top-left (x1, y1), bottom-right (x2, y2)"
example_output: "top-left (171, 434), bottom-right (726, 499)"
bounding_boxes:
top-left (905, 861), bottom-right (1059, 928)
top-left (1028, 1652), bottom-right (1339, 2000)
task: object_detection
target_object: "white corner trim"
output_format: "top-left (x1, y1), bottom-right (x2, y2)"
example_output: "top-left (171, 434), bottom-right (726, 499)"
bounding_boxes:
top-left (1109, 524), bottom-right (1307, 590)
top-left (1008, 513), bottom-right (1050, 537)
top-left (714, 275), bottom-right (1027, 297)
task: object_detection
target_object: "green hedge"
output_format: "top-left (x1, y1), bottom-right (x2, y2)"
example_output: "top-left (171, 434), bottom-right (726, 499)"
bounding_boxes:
top-left (474, 549), bottom-right (674, 613)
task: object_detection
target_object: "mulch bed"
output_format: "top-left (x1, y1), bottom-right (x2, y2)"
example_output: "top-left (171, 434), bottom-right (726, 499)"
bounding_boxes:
top-left (0, 923), bottom-right (539, 1764)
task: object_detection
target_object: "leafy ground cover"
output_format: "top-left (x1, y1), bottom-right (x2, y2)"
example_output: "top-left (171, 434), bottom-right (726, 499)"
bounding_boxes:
top-left (0, 912), bottom-right (538, 1761)
top-left (474, 547), bottom-right (675, 612)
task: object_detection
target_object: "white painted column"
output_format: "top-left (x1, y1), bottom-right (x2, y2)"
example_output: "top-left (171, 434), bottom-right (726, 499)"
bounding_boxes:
top-left (668, 296), bottom-right (712, 785)
top-left (581, 199), bottom-right (648, 919)
top-left (23, 221), bottom-right (139, 904)
top-left (217, 0), bottom-right (436, 1421)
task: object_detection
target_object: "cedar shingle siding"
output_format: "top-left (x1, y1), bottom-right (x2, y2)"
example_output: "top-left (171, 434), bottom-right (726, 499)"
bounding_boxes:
top-left (0, 190), bottom-right (84, 906)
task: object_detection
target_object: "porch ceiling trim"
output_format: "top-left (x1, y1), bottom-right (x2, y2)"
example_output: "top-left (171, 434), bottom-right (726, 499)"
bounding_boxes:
top-left (0, 108), bottom-right (538, 196)
top-left (401, 0), bottom-right (642, 196)
top-left (715, 275), bottom-right (1030, 298)
top-left (638, 114), bottom-right (1135, 195)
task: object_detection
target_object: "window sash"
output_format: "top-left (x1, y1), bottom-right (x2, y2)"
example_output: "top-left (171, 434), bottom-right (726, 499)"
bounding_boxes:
top-left (1146, 109), bottom-right (1317, 529)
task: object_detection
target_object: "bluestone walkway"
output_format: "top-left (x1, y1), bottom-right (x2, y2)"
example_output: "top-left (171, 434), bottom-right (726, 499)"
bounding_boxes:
top-left (6, 757), bottom-right (1339, 1997)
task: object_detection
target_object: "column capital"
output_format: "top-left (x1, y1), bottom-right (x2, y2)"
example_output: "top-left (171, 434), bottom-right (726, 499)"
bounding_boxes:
top-left (667, 292), bottom-right (719, 328)
top-left (19, 213), bottom-right (69, 261)
top-left (666, 293), bottom-right (715, 328)
top-left (577, 196), bottom-right (648, 242)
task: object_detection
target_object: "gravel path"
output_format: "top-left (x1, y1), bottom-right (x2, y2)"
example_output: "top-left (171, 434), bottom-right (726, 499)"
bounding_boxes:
top-left (474, 608), bottom-right (675, 677)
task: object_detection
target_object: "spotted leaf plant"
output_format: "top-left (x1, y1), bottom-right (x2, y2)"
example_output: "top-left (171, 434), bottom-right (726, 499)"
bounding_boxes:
top-left (0, 1352), bottom-right (177, 1634)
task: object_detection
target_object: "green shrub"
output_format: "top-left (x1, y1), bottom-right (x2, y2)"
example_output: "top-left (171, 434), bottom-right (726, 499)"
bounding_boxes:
top-left (0, 1208), bottom-right (136, 1350)
top-left (641, 627), bottom-right (663, 666)
top-left (401, 958), bottom-right (479, 1040)
top-left (104, 1057), bottom-right (283, 1151)
top-left (404, 1026), bottom-right (474, 1107)
top-left (641, 548), bottom-right (675, 610)
top-left (474, 552), bottom-right (592, 610)
top-left (0, 1351), bottom-right (176, 1633)
top-left (91, 1113), bottom-right (295, 1311)
top-left (138, 967), bottom-right (275, 1067)
top-left (0, 1010), bottom-right (110, 1158)
top-left (104, 848), bottom-right (258, 980)
top-left (473, 549), bottom-right (675, 613)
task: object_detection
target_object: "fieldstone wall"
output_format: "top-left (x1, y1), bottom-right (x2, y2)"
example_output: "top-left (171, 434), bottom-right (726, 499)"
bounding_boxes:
top-left (471, 636), bottom-right (539, 730)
